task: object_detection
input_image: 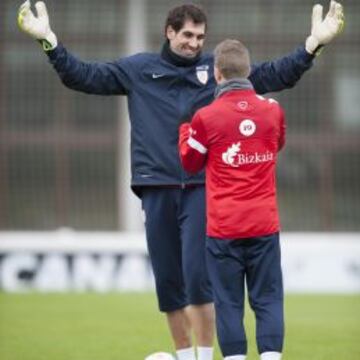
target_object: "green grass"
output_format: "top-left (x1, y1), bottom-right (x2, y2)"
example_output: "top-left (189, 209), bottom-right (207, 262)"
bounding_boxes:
top-left (0, 293), bottom-right (359, 360)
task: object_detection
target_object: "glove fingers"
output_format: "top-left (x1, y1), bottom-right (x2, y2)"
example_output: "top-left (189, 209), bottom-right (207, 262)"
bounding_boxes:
top-left (336, 3), bottom-right (345, 33)
top-left (18, 1), bottom-right (35, 29)
top-left (18, 0), bottom-right (30, 24)
top-left (35, 1), bottom-right (49, 22)
top-left (335, 3), bottom-right (344, 20)
top-left (328, 0), bottom-right (336, 18)
top-left (312, 4), bottom-right (323, 28)
top-left (19, 0), bottom-right (31, 12)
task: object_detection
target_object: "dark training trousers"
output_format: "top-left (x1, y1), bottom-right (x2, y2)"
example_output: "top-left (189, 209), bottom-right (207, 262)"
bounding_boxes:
top-left (206, 233), bottom-right (284, 357)
top-left (141, 186), bottom-right (213, 312)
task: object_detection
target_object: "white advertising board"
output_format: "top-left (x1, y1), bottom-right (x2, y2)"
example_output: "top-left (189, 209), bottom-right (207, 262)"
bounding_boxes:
top-left (0, 231), bottom-right (359, 293)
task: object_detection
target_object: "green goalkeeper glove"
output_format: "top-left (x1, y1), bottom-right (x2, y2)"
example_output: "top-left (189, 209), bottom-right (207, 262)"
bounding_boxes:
top-left (18, 0), bottom-right (58, 51)
top-left (305, 0), bottom-right (345, 56)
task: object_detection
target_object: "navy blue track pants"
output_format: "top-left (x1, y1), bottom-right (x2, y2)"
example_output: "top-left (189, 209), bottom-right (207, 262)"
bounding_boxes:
top-left (141, 187), bottom-right (213, 312)
top-left (206, 233), bottom-right (284, 356)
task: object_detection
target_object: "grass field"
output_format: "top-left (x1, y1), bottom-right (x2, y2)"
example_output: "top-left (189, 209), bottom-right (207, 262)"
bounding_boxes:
top-left (0, 293), bottom-right (359, 360)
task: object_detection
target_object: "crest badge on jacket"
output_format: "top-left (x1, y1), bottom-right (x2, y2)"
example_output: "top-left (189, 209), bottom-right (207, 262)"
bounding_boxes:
top-left (196, 65), bottom-right (209, 85)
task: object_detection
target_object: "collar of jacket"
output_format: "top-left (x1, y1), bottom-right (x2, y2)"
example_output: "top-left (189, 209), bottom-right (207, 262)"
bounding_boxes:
top-left (214, 78), bottom-right (254, 99)
top-left (161, 41), bottom-right (201, 67)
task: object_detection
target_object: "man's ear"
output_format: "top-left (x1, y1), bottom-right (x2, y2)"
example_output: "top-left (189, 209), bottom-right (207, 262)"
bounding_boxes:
top-left (166, 25), bottom-right (176, 40)
top-left (214, 66), bottom-right (223, 84)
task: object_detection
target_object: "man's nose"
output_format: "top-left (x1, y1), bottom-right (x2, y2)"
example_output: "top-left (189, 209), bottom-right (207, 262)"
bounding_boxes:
top-left (189, 38), bottom-right (198, 48)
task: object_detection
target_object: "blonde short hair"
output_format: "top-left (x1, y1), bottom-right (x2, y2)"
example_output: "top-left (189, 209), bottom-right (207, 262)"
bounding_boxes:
top-left (214, 39), bottom-right (251, 79)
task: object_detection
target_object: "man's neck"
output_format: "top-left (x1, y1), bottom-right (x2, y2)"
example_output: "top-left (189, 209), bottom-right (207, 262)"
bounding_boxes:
top-left (214, 78), bottom-right (253, 98)
top-left (161, 41), bottom-right (201, 67)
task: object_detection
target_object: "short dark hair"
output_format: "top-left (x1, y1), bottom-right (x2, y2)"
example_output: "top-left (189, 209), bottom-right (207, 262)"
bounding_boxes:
top-left (214, 39), bottom-right (251, 79)
top-left (164, 4), bottom-right (207, 35)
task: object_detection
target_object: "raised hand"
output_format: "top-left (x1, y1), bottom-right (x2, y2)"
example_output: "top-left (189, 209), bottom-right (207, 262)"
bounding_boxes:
top-left (305, 0), bottom-right (345, 55)
top-left (18, 0), bottom-right (58, 51)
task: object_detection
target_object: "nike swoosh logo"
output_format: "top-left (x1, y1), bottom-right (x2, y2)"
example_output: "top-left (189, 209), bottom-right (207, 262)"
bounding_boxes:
top-left (140, 174), bottom-right (153, 178)
top-left (152, 74), bottom-right (165, 79)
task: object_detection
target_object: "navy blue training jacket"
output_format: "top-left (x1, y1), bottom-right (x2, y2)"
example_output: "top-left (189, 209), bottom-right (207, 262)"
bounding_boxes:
top-left (47, 44), bottom-right (314, 194)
